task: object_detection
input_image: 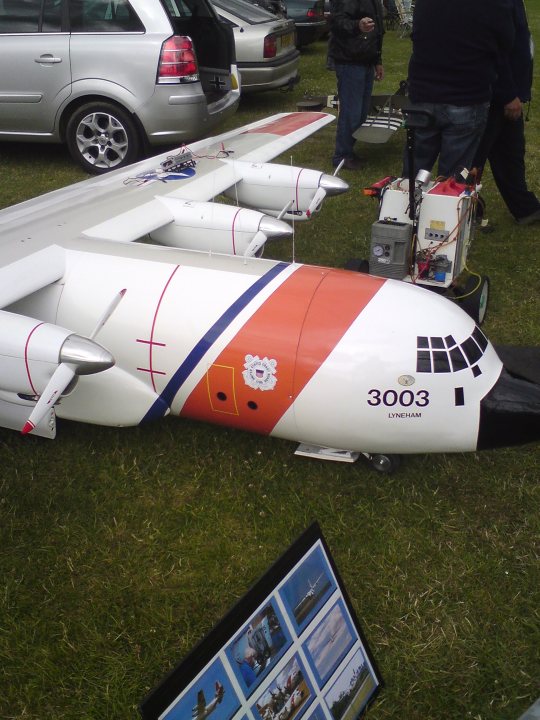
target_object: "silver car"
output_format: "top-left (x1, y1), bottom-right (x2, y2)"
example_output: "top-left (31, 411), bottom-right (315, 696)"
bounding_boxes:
top-left (212, 0), bottom-right (299, 93)
top-left (0, 0), bottom-right (240, 173)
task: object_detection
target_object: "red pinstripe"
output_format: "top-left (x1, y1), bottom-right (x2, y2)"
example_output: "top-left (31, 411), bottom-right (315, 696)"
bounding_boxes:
top-left (231, 207), bottom-right (243, 255)
top-left (24, 322), bottom-right (44, 395)
top-left (143, 265), bottom-right (179, 391)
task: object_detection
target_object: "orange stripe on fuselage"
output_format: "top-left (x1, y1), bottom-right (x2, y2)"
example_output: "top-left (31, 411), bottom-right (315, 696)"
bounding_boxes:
top-left (180, 266), bottom-right (384, 435)
top-left (245, 113), bottom-right (328, 136)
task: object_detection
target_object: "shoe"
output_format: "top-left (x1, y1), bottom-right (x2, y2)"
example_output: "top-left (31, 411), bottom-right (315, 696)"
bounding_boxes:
top-left (336, 156), bottom-right (362, 171)
top-left (516, 207), bottom-right (540, 225)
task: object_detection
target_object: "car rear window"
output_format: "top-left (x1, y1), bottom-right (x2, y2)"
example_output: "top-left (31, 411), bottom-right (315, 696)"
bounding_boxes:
top-left (212, 0), bottom-right (276, 23)
top-left (0, 0), bottom-right (62, 33)
top-left (69, 0), bottom-right (144, 32)
top-left (161, 0), bottom-right (194, 18)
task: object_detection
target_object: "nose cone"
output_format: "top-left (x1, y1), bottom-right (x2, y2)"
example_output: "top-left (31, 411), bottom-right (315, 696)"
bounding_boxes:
top-left (319, 174), bottom-right (349, 196)
top-left (259, 216), bottom-right (293, 240)
top-left (477, 369), bottom-right (540, 450)
top-left (60, 334), bottom-right (115, 376)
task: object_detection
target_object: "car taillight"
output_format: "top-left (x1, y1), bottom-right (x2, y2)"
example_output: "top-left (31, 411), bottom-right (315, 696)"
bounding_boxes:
top-left (307, 5), bottom-right (323, 18)
top-left (157, 35), bottom-right (199, 84)
top-left (264, 34), bottom-right (277, 58)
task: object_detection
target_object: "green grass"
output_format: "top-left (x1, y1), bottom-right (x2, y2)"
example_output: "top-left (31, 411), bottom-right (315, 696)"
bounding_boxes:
top-left (1, 17), bottom-right (540, 720)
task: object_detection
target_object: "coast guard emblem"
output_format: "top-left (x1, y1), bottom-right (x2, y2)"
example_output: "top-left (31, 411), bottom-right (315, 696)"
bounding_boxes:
top-left (243, 355), bottom-right (277, 391)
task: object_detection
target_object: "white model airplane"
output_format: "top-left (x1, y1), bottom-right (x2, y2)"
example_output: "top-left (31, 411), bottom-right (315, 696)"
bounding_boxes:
top-left (192, 682), bottom-right (225, 720)
top-left (293, 573), bottom-right (325, 614)
top-left (302, 575), bottom-right (324, 602)
top-left (0, 111), bottom-right (539, 472)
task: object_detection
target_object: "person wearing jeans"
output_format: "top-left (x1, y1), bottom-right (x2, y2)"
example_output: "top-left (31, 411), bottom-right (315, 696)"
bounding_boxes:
top-left (403, 0), bottom-right (515, 179)
top-left (328, 0), bottom-right (384, 170)
top-left (403, 101), bottom-right (490, 179)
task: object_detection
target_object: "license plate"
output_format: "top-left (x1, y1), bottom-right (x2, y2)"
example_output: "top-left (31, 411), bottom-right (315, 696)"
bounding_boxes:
top-left (280, 32), bottom-right (293, 48)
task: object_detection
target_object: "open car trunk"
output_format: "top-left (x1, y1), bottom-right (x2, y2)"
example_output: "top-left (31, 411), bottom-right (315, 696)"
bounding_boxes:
top-left (160, 0), bottom-right (237, 103)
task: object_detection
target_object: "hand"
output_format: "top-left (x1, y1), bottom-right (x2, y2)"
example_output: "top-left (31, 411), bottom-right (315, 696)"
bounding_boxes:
top-left (375, 64), bottom-right (384, 81)
top-left (359, 16), bottom-right (375, 32)
top-left (504, 97), bottom-right (522, 121)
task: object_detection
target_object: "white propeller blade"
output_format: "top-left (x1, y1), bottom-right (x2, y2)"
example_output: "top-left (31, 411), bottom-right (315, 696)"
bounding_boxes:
top-left (307, 186), bottom-right (327, 218)
top-left (90, 288), bottom-right (127, 339)
top-left (22, 363), bottom-right (76, 435)
top-left (244, 230), bottom-right (268, 258)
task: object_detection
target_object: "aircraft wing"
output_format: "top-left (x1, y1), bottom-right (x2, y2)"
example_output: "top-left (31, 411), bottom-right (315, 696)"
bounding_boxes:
top-left (0, 112), bottom-right (335, 258)
top-left (0, 245), bottom-right (65, 309)
top-left (0, 111), bottom-right (339, 438)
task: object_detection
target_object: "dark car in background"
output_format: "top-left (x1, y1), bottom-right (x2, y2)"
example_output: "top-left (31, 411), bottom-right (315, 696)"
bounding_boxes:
top-left (285, 0), bottom-right (326, 46)
top-left (249, 0), bottom-right (288, 17)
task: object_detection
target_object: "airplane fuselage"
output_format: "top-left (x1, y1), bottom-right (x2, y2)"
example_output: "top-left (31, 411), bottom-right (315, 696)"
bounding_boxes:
top-left (10, 239), bottom-right (504, 454)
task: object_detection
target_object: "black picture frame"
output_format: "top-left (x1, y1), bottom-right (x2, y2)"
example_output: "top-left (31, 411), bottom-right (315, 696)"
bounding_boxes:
top-left (139, 522), bottom-right (382, 720)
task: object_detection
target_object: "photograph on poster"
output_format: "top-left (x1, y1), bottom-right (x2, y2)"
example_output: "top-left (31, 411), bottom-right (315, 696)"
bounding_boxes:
top-left (304, 703), bottom-right (326, 720)
top-left (252, 654), bottom-right (313, 720)
top-left (225, 599), bottom-right (292, 696)
top-left (160, 658), bottom-right (241, 720)
top-left (323, 649), bottom-right (377, 720)
top-left (302, 599), bottom-right (357, 688)
top-left (279, 546), bottom-right (337, 634)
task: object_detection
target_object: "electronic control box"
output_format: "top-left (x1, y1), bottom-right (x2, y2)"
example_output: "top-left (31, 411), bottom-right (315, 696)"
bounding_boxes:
top-left (373, 178), bottom-right (476, 288)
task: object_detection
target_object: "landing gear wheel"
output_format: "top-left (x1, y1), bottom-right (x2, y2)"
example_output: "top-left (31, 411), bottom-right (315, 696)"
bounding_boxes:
top-left (66, 101), bottom-right (141, 174)
top-left (365, 453), bottom-right (401, 474)
top-left (454, 275), bottom-right (490, 325)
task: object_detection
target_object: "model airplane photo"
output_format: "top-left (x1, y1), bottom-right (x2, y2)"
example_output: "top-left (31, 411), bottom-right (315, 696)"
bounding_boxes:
top-left (298, 574), bottom-right (324, 605)
top-left (192, 682), bottom-right (225, 720)
top-left (0, 111), bottom-right (539, 471)
top-left (293, 573), bottom-right (326, 617)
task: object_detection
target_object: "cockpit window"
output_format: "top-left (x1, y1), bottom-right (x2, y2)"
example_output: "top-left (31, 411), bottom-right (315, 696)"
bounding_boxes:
top-left (417, 326), bottom-right (488, 375)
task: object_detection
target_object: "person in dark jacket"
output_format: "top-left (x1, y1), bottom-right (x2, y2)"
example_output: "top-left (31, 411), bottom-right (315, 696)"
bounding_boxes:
top-left (403, 0), bottom-right (515, 179)
top-left (328, 0), bottom-right (384, 170)
top-left (473, 0), bottom-right (540, 225)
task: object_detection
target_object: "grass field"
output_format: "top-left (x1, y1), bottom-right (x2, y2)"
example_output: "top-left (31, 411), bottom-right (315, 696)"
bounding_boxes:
top-left (1, 9), bottom-right (539, 720)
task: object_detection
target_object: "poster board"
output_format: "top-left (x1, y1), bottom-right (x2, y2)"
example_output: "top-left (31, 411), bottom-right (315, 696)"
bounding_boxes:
top-left (140, 523), bottom-right (382, 720)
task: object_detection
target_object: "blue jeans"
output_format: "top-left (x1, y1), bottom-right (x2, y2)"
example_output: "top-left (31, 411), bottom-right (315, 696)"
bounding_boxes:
top-left (402, 101), bottom-right (490, 178)
top-left (333, 63), bottom-right (374, 166)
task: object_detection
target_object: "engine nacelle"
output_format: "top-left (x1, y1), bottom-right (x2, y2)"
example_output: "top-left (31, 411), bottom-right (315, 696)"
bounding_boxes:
top-left (221, 161), bottom-right (349, 220)
top-left (0, 310), bottom-right (113, 396)
top-left (149, 198), bottom-right (292, 256)
top-left (0, 310), bottom-right (73, 395)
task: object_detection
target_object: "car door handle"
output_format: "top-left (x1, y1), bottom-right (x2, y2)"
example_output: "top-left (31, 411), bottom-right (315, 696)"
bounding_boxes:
top-left (35, 54), bottom-right (63, 64)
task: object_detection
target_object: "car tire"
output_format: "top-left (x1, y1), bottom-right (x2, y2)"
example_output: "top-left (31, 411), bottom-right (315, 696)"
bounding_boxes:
top-left (66, 102), bottom-right (141, 174)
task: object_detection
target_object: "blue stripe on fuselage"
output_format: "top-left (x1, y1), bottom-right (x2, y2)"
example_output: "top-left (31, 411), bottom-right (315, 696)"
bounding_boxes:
top-left (142, 262), bottom-right (289, 422)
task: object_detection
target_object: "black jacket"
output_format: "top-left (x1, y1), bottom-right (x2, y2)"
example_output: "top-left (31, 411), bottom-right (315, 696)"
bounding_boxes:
top-left (493, 0), bottom-right (534, 105)
top-left (408, 0), bottom-right (515, 105)
top-left (328, 0), bottom-right (384, 66)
